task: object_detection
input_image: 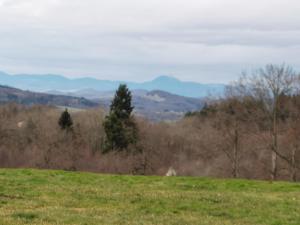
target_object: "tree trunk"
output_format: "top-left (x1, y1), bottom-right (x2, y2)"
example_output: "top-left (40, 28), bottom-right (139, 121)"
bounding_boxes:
top-left (271, 101), bottom-right (278, 181)
top-left (232, 121), bottom-right (239, 178)
top-left (291, 147), bottom-right (297, 182)
top-left (271, 150), bottom-right (277, 181)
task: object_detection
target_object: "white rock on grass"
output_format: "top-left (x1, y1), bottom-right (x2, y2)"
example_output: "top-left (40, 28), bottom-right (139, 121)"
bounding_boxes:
top-left (17, 121), bottom-right (25, 128)
top-left (166, 167), bottom-right (177, 176)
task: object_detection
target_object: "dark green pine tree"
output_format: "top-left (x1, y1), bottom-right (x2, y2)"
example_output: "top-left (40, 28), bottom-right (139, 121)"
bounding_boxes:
top-left (103, 84), bottom-right (137, 152)
top-left (58, 109), bottom-right (73, 130)
top-left (110, 84), bottom-right (134, 119)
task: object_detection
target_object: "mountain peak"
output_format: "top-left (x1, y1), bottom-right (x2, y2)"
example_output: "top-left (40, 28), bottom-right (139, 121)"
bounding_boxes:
top-left (152, 75), bottom-right (180, 83)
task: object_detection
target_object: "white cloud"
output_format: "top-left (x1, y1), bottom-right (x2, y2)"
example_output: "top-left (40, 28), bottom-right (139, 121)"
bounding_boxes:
top-left (0, 0), bottom-right (300, 82)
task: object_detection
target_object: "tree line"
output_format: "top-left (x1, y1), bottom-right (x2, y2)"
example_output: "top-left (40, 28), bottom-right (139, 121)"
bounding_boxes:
top-left (0, 64), bottom-right (299, 181)
top-left (186, 64), bottom-right (300, 181)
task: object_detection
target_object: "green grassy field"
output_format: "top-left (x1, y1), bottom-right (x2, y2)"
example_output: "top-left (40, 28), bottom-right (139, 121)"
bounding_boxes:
top-left (0, 169), bottom-right (299, 225)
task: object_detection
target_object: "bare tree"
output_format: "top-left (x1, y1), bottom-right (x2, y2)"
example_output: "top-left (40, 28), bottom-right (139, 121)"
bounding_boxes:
top-left (214, 96), bottom-right (251, 178)
top-left (232, 64), bottom-right (297, 180)
top-left (280, 95), bottom-right (300, 182)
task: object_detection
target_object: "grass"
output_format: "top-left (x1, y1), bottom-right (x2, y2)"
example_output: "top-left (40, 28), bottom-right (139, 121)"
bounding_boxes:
top-left (0, 169), bottom-right (299, 225)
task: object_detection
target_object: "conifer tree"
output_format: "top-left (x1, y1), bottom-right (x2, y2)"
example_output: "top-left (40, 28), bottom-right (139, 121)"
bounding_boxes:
top-left (58, 109), bottom-right (73, 130)
top-left (103, 84), bottom-right (137, 152)
top-left (110, 84), bottom-right (134, 119)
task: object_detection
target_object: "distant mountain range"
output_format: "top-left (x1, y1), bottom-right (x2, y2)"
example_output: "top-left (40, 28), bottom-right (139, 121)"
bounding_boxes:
top-left (0, 71), bottom-right (225, 98)
top-left (0, 71), bottom-right (224, 121)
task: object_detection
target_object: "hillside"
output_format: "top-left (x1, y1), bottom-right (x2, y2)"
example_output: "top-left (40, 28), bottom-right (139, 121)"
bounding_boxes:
top-left (0, 84), bottom-right (203, 121)
top-left (133, 90), bottom-right (204, 121)
top-left (0, 71), bottom-right (225, 98)
top-left (0, 85), bottom-right (98, 109)
top-left (0, 169), bottom-right (299, 225)
top-left (87, 90), bottom-right (204, 121)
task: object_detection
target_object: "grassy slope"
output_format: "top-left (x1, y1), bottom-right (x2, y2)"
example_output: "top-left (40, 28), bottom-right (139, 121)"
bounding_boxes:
top-left (0, 169), bottom-right (299, 225)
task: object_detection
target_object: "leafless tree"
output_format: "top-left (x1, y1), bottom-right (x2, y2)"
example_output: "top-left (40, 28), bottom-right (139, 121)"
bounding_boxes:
top-left (231, 64), bottom-right (297, 180)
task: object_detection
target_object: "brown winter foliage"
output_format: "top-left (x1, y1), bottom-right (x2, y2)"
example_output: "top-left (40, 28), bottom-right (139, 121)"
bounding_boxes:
top-left (0, 64), bottom-right (299, 182)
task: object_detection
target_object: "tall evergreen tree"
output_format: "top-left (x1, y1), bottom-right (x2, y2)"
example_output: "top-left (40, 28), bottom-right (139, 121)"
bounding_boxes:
top-left (110, 84), bottom-right (134, 119)
top-left (58, 109), bottom-right (73, 130)
top-left (103, 84), bottom-right (137, 152)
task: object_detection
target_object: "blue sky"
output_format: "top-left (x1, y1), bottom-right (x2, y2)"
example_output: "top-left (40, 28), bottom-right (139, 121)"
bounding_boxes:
top-left (0, 0), bottom-right (299, 83)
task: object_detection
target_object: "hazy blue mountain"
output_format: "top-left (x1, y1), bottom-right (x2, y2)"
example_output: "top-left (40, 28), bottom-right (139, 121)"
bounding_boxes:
top-left (133, 76), bottom-right (224, 97)
top-left (0, 71), bottom-right (225, 98)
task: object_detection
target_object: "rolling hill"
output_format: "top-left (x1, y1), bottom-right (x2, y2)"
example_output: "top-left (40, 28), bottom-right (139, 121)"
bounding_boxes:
top-left (0, 84), bottom-right (203, 121)
top-left (0, 85), bottom-right (98, 109)
top-left (100, 90), bottom-right (204, 121)
top-left (49, 89), bottom-right (205, 121)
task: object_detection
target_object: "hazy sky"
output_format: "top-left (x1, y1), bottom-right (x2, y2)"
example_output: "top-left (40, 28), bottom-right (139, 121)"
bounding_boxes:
top-left (0, 0), bottom-right (299, 83)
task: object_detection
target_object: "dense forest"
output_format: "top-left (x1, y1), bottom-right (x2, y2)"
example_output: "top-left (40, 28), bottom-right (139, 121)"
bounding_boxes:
top-left (0, 64), bottom-right (299, 182)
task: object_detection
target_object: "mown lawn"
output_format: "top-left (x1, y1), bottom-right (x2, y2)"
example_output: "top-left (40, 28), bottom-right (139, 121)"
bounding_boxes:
top-left (0, 169), bottom-right (299, 225)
